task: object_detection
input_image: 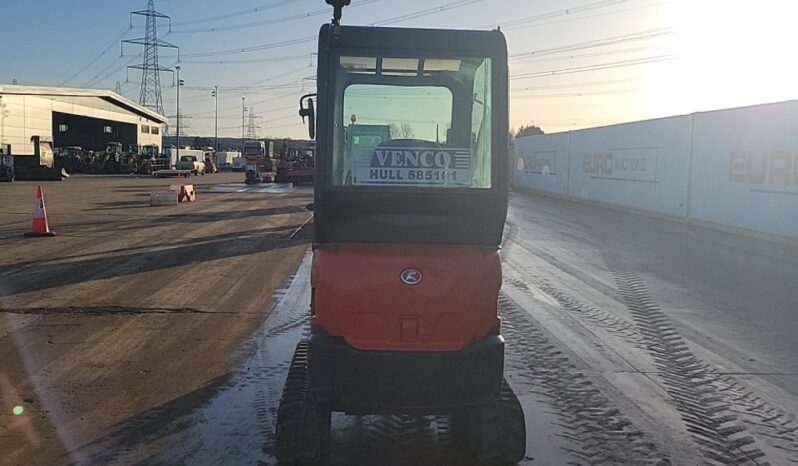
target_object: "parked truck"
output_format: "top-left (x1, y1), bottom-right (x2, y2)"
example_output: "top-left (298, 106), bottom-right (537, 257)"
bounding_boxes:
top-left (215, 151), bottom-right (240, 171)
top-left (275, 145), bottom-right (314, 184)
top-left (231, 155), bottom-right (246, 172)
top-left (11, 136), bottom-right (68, 181)
top-left (175, 154), bottom-right (206, 175)
top-left (242, 139), bottom-right (275, 183)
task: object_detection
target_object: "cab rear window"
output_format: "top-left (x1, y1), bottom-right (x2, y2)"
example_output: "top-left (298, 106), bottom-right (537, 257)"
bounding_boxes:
top-left (331, 55), bottom-right (493, 189)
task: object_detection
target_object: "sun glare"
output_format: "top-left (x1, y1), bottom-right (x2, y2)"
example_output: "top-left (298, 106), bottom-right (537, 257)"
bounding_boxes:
top-left (645, 0), bottom-right (798, 117)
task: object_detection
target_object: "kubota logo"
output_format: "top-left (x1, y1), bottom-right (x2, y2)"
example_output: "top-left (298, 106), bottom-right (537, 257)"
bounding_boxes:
top-left (400, 268), bottom-right (422, 285)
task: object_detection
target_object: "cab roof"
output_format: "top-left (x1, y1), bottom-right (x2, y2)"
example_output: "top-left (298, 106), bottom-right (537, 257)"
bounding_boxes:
top-left (319, 24), bottom-right (507, 57)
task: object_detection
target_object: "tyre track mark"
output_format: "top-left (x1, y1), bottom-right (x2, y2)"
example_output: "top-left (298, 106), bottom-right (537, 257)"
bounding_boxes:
top-left (505, 243), bottom-right (798, 464)
top-left (501, 294), bottom-right (670, 465)
top-left (612, 272), bottom-right (772, 466)
top-left (505, 272), bottom-right (644, 347)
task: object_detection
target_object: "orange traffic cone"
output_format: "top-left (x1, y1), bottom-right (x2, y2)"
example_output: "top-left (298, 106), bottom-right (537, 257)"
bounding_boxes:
top-left (24, 186), bottom-right (56, 237)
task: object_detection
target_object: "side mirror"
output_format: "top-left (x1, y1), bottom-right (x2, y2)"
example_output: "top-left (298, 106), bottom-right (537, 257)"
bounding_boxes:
top-left (299, 93), bottom-right (317, 140)
top-left (305, 202), bottom-right (314, 212)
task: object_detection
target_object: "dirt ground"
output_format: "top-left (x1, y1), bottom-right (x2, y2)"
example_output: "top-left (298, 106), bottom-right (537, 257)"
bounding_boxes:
top-left (0, 173), bottom-right (312, 465)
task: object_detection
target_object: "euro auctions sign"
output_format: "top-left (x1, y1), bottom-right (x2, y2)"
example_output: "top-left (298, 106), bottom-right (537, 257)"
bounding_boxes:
top-left (355, 147), bottom-right (472, 187)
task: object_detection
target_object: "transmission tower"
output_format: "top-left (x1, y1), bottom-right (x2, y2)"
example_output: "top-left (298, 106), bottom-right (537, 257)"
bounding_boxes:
top-left (246, 108), bottom-right (259, 139)
top-left (122, 0), bottom-right (178, 116)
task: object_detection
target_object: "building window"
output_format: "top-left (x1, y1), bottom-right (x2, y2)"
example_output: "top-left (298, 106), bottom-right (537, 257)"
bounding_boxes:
top-left (58, 124), bottom-right (68, 132)
top-left (103, 126), bottom-right (113, 134)
top-left (141, 125), bottom-right (150, 134)
top-left (151, 126), bottom-right (159, 135)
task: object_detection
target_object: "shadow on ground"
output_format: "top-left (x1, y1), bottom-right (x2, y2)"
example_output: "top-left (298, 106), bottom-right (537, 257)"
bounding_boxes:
top-left (0, 225), bottom-right (310, 297)
top-left (64, 374), bottom-right (231, 466)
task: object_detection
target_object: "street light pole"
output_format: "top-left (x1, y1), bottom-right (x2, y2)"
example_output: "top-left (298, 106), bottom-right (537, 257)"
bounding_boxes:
top-left (176, 65), bottom-right (182, 161)
top-left (213, 85), bottom-right (219, 152)
top-left (241, 96), bottom-right (246, 155)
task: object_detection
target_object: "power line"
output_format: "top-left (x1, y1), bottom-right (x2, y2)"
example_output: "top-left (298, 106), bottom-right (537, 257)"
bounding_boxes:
top-left (86, 53), bottom-right (146, 87)
top-left (172, 0), bottom-right (295, 26)
top-left (178, 0), bottom-right (489, 59)
top-left (263, 120), bottom-right (304, 131)
top-left (518, 122), bottom-right (619, 127)
top-left (511, 77), bottom-right (641, 92)
top-left (182, 82), bottom-right (302, 92)
top-left (510, 27), bottom-right (673, 59)
top-left (510, 89), bottom-right (638, 99)
top-left (512, 45), bottom-right (662, 64)
top-left (147, 1), bottom-right (674, 136)
top-left (174, 7), bottom-right (328, 34)
top-left (503, 1), bottom-right (666, 32)
top-left (264, 112), bottom-right (301, 124)
top-left (175, 65), bottom-right (310, 93)
top-left (60, 26), bottom-right (133, 86)
top-left (84, 31), bottom-right (174, 89)
top-left (180, 36), bottom-right (316, 59)
top-left (189, 92), bottom-right (297, 116)
top-left (172, 0), bottom-right (384, 34)
top-left (245, 64), bottom-right (312, 86)
top-left (484, 0), bottom-right (636, 29)
top-left (84, 55), bottom-right (126, 87)
top-left (180, 54), bottom-right (309, 65)
top-left (510, 54), bottom-right (677, 80)
top-left (372, 0), bottom-right (484, 26)
top-left (188, 107), bottom-right (295, 120)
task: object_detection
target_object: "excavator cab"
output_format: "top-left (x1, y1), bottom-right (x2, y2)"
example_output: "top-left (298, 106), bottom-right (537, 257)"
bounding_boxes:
top-left (276, 3), bottom-right (525, 463)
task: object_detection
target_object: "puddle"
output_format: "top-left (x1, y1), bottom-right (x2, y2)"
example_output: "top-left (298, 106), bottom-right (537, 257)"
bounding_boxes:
top-left (153, 251), bottom-right (312, 465)
top-left (207, 183), bottom-right (312, 194)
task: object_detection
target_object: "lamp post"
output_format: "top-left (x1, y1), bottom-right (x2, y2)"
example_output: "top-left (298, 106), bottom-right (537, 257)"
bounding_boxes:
top-left (211, 85), bottom-right (219, 151)
top-left (175, 65), bottom-right (184, 160)
top-left (241, 96), bottom-right (247, 155)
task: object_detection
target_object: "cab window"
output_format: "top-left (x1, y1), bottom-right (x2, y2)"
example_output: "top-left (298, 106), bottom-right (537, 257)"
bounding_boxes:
top-left (331, 55), bottom-right (493, 189)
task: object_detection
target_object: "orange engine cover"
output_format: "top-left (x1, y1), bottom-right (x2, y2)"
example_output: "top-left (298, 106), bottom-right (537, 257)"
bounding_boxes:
top-left (311, 244), bottom-right (502, 352)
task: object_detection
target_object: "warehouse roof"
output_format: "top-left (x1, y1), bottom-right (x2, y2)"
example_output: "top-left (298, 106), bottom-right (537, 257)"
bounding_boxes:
top-left (0, 84), bottom-right (168, 124)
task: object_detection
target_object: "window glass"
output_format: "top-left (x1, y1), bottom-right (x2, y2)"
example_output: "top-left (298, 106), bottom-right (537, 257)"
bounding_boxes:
top-left (471, 59), bottom-right (492, 188)
top-left (332, 55), bottom-right (492, 189)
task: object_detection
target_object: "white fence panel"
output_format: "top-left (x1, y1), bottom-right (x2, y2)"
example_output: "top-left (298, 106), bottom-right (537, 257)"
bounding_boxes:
top-left (567, 116), bottom-right (693, 217)
top-left (512, 132), bottom-right (570, 196)
top-left (690, 101), bottom-right (798, 237)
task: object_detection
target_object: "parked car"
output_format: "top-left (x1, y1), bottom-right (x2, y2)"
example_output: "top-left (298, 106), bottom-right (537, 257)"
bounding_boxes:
top-left (175, 155), bottom-right (205, 175)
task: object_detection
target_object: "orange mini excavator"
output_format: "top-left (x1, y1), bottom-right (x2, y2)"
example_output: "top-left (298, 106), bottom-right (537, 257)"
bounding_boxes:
top-left (275, 1), bottom-right (526, 463)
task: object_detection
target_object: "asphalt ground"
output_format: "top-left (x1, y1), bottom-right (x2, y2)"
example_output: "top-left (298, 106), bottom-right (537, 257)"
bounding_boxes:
top-left (501, 191), bottom-right (798, 465)
top-left (0, 173), bottom-right (313, 465)
top-left (1, 177), bottom-right (796, 465)
top-left (140, 189), bottom-right (798, 466)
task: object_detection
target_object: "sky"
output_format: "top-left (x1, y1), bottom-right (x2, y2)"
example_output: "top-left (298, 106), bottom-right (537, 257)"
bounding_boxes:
top-left (1, 0), bottom-right (796, 139)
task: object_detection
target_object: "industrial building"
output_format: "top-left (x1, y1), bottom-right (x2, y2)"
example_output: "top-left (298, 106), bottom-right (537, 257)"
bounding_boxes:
top-left (0, 84), bottom-right (167, 155)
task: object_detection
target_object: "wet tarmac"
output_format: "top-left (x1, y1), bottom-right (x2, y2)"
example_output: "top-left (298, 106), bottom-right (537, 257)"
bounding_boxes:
top-left (10, 186), bottom-right (794, 465)
top-left (151, 253), bottom-right (492, 466)
top-left (207, 183), bottom-right (313, 194)
top-left (145, 191), bottom-right (798, 465)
